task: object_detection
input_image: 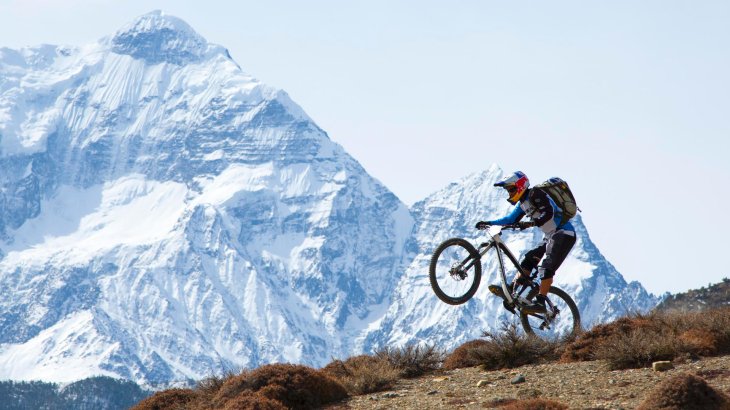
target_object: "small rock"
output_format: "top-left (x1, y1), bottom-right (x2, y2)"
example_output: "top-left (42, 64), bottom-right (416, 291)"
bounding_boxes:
top-left (477, 380), bottom-right (490, 387)
top-left (382, 392), bottom-right (400, 398)
top-left (433, 376), bottom-right (449, 382)
top-left (511, 374), bottom-right (526, 384)
top-left (652, 361), bottom-right (674, 372)
top-left (427, 390), bottom-right (438, 395)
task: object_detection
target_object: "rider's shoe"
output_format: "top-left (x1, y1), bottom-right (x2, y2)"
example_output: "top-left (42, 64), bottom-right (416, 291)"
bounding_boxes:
top-left (489, 285), bottom-right (518, 314)
top-left (522, 294), bottom-right (548, 314)
top-left (488, 284), bottom-right (506, 299)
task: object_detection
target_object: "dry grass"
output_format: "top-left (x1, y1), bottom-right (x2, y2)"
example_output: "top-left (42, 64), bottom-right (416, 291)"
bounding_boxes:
top-left (498, 398), bottom-right (569, 410)
top-left (444, 323), bottom-right (560, 371)
top-left (321, 355), bottom-right (401, 395)
top-left (561, 307), bottom-right (730, 369)
top-left (375, 343), bottom-right (444, 378)
top-left (443, 339), bottom-right (491, 370)
top-left (212, 363), bottom-right (347, 409)
top-left (130, 388), bottom-right (197, 410)
top-left (636, 372), bottom-right (730, 410)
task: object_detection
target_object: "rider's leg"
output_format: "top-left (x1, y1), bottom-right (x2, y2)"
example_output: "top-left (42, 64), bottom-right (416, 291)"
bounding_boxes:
top-left (539, 277), bottom-right (553, 296)
top-left (537, 230), bottom-right (577, 296)
top-left (519, 242), bottom-right (546, 280)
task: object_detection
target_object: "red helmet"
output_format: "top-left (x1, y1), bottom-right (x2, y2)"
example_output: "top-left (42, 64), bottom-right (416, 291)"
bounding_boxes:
top-left (494, 171), bottom-right (529, 204)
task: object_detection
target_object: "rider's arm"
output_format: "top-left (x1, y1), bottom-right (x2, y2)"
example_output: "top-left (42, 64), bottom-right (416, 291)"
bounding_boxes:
top-left (487, 204), bottom-right (525, 225)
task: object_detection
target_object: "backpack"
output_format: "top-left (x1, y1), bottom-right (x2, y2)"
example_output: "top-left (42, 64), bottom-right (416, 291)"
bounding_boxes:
top-left (534, 177), bottom-right (580, 225)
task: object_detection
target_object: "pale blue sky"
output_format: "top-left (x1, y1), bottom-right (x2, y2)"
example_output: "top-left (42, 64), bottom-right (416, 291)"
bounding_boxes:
top-left (1, 1), bottom-right (728, 294)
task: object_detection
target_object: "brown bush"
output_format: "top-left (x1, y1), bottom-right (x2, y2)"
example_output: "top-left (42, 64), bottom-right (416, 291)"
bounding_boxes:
top-left (442, 323), bottom-right (559, 371)
top-left (321, 355), bottom-right (400, 395)
top-left (499, 398), bottom-right (569, 410)
top-left (222, 392), bottom-right (286, 410)
top-left (443, 339), bottom-right (491, 370)
top-left (130, 388), bottom-right (198, 410)
top-left (594, 327), bottom-right (683, 370)
top-left (213, 363), bottom-right (347, 409)
top-left (195, 370), bottom-right (239, 404)
top-left (375, 343), bottom-right (444, 377)
top-left (637, 372), bottom-right (730, 410)
top-left (561, 315), bottom-right (653, 362)
top-left (694, 307), bottom-right (730, 353)
top-left (679, 328), bottom-right (719, 356)
top-left (478, 323), bottom-right (560, 370)
top-left (561, 309), bottom-right (730, 369)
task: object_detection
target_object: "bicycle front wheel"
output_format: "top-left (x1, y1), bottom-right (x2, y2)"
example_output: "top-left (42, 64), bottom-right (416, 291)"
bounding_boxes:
top-left (429, 238), bottom-right (481, 305)
top-left (520, 286), bottom-right (581, 340)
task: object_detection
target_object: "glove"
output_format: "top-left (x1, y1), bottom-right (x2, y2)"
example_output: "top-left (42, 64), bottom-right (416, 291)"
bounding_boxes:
top-left (517, 221), bottom-right (535, 230)
top-left (475, 221), bottom-right (492, 230)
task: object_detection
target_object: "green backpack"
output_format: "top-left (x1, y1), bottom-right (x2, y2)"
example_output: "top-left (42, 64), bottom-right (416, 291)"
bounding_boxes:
top-left (534, 177), bottom-right (580, 225)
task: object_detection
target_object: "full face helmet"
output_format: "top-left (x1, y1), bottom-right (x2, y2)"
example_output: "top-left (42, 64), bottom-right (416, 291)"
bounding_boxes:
top-left (494, 171), bottom-right (530, 205)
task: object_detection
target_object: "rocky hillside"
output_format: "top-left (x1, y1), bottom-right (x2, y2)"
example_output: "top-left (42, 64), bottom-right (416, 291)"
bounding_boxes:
top-left (338, 355), bottom-right (730, 409)
top-left (656, 278), bottom-right (730, 311)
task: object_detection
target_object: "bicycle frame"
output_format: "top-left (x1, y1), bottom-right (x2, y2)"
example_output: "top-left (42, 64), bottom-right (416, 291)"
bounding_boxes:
top-left (464, 227), bottom-right (526, 305)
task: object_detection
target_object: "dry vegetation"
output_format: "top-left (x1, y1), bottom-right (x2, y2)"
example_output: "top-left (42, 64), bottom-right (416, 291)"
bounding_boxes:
top-left (442, 323), bottom-right (564, 371)
top-left (636, 372), bottom-right (730, 410)
top-left (130, 307), bottom-right (730, 409)
top-left (561, 307), bottom-right (730, 369)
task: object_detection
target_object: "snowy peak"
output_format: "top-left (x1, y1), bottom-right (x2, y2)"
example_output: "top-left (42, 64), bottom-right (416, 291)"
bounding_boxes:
top-left (111, 10), bottom-right (208, 65)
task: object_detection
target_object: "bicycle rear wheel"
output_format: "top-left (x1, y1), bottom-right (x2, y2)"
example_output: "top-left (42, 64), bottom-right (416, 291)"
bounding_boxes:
top-left (520, 286), bottom-right (581, 340)
top-left (429, 238), bottom-right (481, 305)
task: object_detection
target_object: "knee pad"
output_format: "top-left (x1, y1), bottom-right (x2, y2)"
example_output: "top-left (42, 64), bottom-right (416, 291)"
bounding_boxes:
top-left (520, 254), bottom-right (542, 273)
top-left (538, 267), bottom-right (555, 280)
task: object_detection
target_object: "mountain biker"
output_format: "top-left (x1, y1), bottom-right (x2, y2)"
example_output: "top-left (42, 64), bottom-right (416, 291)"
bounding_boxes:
top-left (474, 171), bottom-right (577, 314)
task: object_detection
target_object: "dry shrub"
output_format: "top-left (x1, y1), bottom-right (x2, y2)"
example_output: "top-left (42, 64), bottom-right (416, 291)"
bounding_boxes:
top-left (222, 392), bottom-right (286, 410)
top-left (637, 372), bottom-right (730, 410)
top-left (321, 355), bottom-right (400, 395)
top-left (561, 315), bottom-right (653, 362)
top-left (443, 339), bottom-right (491, 370)
top-left (693, 307), bottom-right (730, 353)
top-left (375, 343), bottom-right (444, 377)
top-left (679, 328), bottom-right (719, 356)
top-left (463, 323), bottom-right (559, 371)
top-left (499, 398), bottom-right (569, 410)
top-left (593, 327), bottom-right (682, 370)
top-left (562, 308), bottom-right (730, 369)
top-left (130, 388), bottom-right (197, 410)
top-left (213, 363), bottom-right (347, 409)
top-left (195, 370), bottom-right (239, 404)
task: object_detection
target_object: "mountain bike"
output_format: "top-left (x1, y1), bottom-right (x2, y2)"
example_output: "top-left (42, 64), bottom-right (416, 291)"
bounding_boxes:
top-left (429, 224), bottom-right (581, 340)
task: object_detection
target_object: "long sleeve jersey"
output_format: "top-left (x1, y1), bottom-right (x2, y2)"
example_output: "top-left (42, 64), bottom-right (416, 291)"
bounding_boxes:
top-left (488, 188), bottom-right (575, 235)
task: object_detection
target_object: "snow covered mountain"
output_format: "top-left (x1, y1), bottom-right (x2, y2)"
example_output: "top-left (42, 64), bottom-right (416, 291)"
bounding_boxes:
top-left (0, 11), bottom-right (658, 386)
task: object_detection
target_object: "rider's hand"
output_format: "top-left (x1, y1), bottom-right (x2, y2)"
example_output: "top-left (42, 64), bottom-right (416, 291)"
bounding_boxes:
top-left (475, 221), bottom-right (492, 230)
top-left (517, 221), bottom-right (535, 230)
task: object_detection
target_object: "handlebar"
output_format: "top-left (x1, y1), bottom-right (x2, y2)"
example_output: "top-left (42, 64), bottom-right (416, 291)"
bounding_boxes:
top-left (502, 223), bottom-right (525, 230)
top-left (477, 223), bottom-right (531, 232)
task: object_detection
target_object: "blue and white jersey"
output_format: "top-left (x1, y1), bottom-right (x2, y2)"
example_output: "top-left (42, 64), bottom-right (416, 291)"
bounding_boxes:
top-left (488, 188), bottom-right (575, 235)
